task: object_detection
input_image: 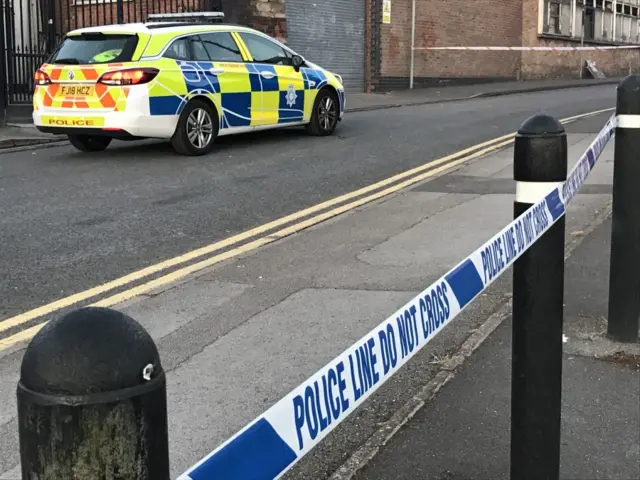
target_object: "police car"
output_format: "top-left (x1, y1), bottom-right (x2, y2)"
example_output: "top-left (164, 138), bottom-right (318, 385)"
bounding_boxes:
top-left (32, 12), bottom-right (346, 156)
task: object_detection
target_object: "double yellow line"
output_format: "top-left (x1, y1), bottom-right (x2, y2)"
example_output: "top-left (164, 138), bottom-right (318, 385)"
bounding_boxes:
top-left (0, 107), bottom-right (614, 353)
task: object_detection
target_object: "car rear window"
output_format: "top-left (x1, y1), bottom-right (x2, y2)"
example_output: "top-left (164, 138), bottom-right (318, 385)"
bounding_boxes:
top-left (49, 34), bottom-right (138, 65)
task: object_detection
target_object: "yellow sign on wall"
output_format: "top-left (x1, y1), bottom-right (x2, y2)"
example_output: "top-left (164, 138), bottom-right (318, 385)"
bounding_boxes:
top-left (383, 0), bottom-right (391, 24)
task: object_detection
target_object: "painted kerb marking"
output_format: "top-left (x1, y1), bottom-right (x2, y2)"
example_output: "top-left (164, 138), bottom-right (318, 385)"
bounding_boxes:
top-left (0, 138), bottom-right (511, 351)
top-left (0, 108), bottom-right (614, 353)
top-left (177, 114), bottom-right (617, 480)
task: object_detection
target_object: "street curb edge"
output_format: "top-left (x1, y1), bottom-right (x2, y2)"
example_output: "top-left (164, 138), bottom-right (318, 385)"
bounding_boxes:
top-left (0, 80), bottom-right (619, 154)
top-left (345, 79), bottom-right (619, 113)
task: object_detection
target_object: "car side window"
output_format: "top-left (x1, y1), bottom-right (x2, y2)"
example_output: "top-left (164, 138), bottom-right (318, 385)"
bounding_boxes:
top-left (238, 32), bottom-right (291, 66)
top-left (199, 32), bottom-right (244, 62)
top-left (188, 36), bottom-right (210, 62)
top-left (163, 38), bottom-right (190, 61)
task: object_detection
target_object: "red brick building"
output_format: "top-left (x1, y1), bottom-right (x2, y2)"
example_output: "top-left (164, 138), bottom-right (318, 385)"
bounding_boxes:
top-left (371, 0), bottom-right (640, 91)
top-left (224, 0), bottom-right (640, 92)
top-left (520, 0), bottom-right (640, 80)
top-left (38, 0), bottom-right (640, 94)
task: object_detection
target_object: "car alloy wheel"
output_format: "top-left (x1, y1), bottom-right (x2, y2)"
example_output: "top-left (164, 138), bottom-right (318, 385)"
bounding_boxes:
top-left (186, 108), bottom-right (214, 149)
top-left (318, 95), bottom-right (338, 132)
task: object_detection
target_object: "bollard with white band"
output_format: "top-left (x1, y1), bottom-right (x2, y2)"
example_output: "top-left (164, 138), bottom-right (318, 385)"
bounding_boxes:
top-left (608, 74), bottom-right (640, 343)
top-left (511, 114), bottom-right (567, 480)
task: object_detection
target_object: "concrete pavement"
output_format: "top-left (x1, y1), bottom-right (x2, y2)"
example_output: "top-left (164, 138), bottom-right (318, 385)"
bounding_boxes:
top-left (0, 123), bottom-right (63, 150)
top-left (0, 113), bottom-right (621, 479)
top-left (0, 77), bottom-right (619, 150)
top-left (355, 216), bottom-right (639, 480)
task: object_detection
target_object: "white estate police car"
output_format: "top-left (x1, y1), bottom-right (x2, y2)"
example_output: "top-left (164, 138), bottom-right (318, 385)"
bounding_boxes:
top-left (33, 12), bottom-right (346, 155)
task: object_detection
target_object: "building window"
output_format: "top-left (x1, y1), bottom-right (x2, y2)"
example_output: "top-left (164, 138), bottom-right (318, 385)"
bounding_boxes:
top-left (584, 5), bottom-right (596, 40)
top-left (540, 0), bottom-right (640, 45)
top-left (549, 1), bottom-right (561, 33)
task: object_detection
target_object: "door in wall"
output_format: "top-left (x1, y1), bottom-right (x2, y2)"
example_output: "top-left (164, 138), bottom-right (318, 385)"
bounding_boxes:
top-left (285, 0), bottom-right (365, 92)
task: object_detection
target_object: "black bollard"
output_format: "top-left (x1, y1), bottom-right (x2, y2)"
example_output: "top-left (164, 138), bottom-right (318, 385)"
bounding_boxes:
top-left (510, 114), bottom-right (567, 480)
top-left (17, 307), bottom-right (170, 479)
top-left (607, 75), bottom-right (640, 343)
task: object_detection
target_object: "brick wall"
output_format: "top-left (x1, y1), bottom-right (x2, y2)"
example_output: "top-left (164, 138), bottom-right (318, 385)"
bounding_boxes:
top-left (364, 0), bottom-right (376, 92)
top-left (520, 0), bottom-right (640, 79)
top-left (520, 37), bottom-right (640, 79)
top-left (376, 0), bottom-right (410, 88)
top-left (375, 0), bottom-right (523, 91)
top-left (58, 0), bottom-right (287, 44)
top-left (245, 0), bottom-right (287, 43)
top-left (57, 0), bottom-right (639, 91)
top-left (62, 0), bottom-right (216, 34)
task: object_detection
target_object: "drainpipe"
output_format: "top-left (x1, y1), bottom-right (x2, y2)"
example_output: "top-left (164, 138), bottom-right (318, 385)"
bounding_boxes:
top-left (612, 0), bottom-right (617, 42)
top-left (580, 4), bottom-right (585, 78)
top-left (409, 0), bottom-right (416, 89)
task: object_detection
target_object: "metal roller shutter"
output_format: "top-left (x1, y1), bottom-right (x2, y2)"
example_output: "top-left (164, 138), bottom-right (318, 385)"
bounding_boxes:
top-left (285, 0), bottom-right (365, 92)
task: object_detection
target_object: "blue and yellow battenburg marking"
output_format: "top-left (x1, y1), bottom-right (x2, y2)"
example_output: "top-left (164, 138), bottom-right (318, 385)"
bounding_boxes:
top-left (145, 58), bottom-right (343, 130)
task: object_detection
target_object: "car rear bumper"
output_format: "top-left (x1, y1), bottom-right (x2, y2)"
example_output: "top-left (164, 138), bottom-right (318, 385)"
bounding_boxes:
top-left (35, 125), bottom-right (139, 138)
top-left (32, 111), bottom-right (179, 139)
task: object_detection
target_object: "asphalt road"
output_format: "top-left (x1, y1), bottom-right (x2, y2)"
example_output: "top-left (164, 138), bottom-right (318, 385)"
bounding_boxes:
top-left (0, 85), bottom-right (615, 329)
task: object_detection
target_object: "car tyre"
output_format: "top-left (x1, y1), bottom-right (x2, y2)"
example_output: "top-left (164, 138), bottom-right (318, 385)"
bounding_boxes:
top-left (68, 134), bottom-right (112, 152)
top-left (306, 88), bottom-right (340, 136)
top-left (171, 99), bottom-right (219, 156)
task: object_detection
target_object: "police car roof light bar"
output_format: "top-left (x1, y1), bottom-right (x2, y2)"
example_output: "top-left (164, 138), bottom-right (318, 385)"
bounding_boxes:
top-left (146, 12), bottom-right (225, 24)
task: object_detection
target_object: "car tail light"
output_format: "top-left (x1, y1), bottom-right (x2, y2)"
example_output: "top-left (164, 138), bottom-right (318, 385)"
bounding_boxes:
top-left (98, 68), bottom-right (159, 86)
top-left (34, 70), bottom-right (51, 86)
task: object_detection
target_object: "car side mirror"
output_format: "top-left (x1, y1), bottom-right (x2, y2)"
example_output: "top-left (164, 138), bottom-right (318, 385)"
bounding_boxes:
top-left (292, 54), bottom-right (304, 71)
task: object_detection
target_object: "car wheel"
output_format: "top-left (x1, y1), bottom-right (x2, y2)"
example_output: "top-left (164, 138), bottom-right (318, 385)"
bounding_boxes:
top-left (171, 99), bottom-right (218, 156)
top-left (306, 89), bottom-right (339, 136)
top-left (68, 134), bottom-right (112, 152)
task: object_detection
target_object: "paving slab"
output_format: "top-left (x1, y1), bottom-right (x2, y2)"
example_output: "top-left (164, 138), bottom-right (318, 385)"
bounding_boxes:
top-left (167, 288), bottom-right (416, 472)
top-left (359, 194), bottom-right (512, 269)
top-left (0, 124), bottom-right (64, 150)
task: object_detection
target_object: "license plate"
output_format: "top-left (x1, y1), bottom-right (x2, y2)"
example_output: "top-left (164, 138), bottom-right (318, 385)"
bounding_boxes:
top-left (58, 85), bottom-right (94, 96)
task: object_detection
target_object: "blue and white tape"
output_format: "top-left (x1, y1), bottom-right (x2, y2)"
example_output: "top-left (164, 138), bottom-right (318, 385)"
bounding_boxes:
top-left (178, 113), bottom-right (616, 480)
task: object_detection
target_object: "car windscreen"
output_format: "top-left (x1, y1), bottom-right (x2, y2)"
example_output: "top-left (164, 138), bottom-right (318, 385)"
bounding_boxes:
top-left (48, 34), bottom-right (139, 65)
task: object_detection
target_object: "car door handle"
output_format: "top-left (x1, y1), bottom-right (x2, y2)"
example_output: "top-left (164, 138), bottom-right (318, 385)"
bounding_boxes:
top-left (260, 71), bottom-right (276, 79)
top-left (209, 67), bottom-right (224, 75)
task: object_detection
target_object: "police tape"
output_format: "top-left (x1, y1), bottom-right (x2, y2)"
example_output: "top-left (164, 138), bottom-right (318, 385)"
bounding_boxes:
top-left (414, 45), bottom-right (640, 51)
top-left (177, 113), bottom-right (617, 480)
